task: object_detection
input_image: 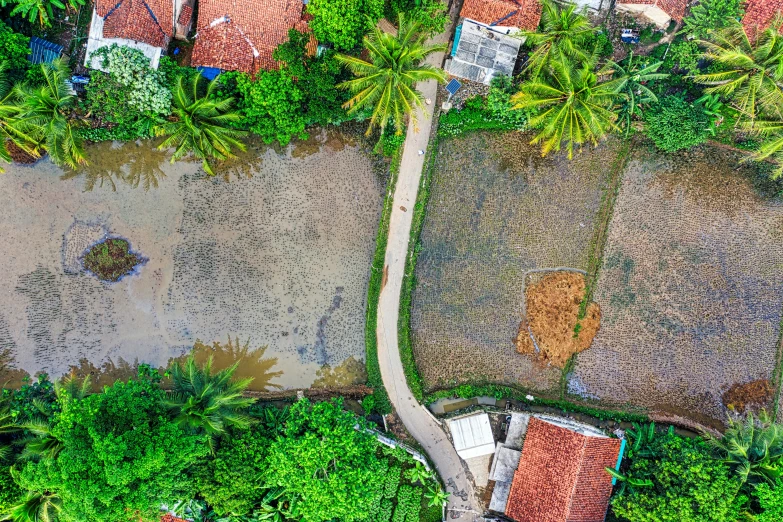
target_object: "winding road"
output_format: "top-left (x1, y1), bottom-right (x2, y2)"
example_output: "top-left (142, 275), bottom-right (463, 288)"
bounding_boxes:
top-left (374, 30), bottom-right (482, 522)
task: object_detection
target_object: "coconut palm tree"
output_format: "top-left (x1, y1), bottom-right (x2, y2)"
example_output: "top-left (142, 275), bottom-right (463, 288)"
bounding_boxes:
top-left (2, 487), bottom-right (62, 522)
top-left (163, 355), bottom-right (255, 450)
top-left (703, 410), bottom-right (783, 489)
top-left (155, 74), bottom-right (247, 176)
top-left (694, 16), bottom-right (783, 125)
top-left (13, 58), bottom-right (86, 169)
top-left (745, 119), bottom-right (783, 178)
top-left (601, 53), bottom-right (668, 136)
top-left (0, 62), bottom-right (39, 172)
top-left (522, 0), bottom-right (596, 78)
top-left (511, 53), bottom-right (622, 158)
top-left (336, 13), bottom-right (447, 136)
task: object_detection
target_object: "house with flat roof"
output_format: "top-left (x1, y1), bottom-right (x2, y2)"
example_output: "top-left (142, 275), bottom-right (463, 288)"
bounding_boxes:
top-left (85, 0), bottom-right (194, 70)
top-left (614, 0), bottom-right (687, 29)
top-left (490, 416), bottom-right (622, 522)
top-left (742, 0), bottom-right (783, 37)
top-left (445, 0), bottom-right (541, 85)
top-left (191, 0), bottom-right (315, 75)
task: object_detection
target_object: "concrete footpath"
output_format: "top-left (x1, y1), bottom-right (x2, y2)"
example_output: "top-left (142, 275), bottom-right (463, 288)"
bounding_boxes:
top-left (375, 28), bottom-right (482, 522)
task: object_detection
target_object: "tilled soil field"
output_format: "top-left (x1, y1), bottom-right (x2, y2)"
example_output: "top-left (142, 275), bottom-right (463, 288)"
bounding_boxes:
top-left (570, 144), bottom-right (783, 425)
top-left (411, 132), bottom-right (621, 391)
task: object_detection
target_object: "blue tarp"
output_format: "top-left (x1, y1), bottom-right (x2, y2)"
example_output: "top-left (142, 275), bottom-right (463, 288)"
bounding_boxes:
top-left (451, 24), bottom-right (462, 57)
top-left (29, 36), bottom-right (63, 65)
top-left (197, 66), bottom-right (221, 80)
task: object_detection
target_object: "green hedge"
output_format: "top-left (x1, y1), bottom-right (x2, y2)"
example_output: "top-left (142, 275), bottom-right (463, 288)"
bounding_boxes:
top-left (424, 383), bottom-right (649, 423)
top-left (364, 150), bottom-right (403, 414)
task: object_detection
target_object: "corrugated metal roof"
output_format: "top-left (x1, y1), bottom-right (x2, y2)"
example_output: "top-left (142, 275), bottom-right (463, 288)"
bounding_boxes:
top-left (28, 37), bottom-right (63, 65)
top-left (449, 413), bottom-right (496, 459)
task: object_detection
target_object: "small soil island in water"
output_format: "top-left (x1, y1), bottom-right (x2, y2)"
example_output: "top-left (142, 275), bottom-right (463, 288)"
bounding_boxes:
top-left (82, 238), bottom-right (143, 282)
top-left (516, 271), bottom-right (600, 367)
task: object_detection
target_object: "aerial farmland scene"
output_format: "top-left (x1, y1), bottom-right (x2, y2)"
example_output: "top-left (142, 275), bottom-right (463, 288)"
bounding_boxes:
top-left (0, 0), bottom-right (782, 520)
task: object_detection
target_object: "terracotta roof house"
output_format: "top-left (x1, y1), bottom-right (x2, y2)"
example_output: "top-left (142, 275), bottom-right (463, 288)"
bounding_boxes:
top-left (743, 0), bottom-right (783, 37)
top-left (85, 0), bottom-right (194, 70)
top-left (615, 0), bottom-right (687, 29)
top-left (503, 417), bottom-right (622, 522)
top-left (459, 0), bottom-right (543, 32)
top-left (191, 0), bottom-right (314, 74)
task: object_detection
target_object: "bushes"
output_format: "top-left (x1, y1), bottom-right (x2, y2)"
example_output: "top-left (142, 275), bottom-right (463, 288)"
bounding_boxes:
top-left (232, 29), bottom-right (349, 146)
top-left (0, 21), bottom-right (30, 78)
top-left (611, 432), bottom-right (746, 522)
top-left (439, 76), bottom-right (526, 138)
top-left (91, 45), bottom-right (171, 116)
top-left (307, 0), bottom-right (384, 50)
top-left (644, 96), bottom-right (710, 152)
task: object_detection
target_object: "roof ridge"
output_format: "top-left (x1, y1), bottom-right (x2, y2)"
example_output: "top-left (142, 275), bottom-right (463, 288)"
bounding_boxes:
top-left (564, 434), bottom-right (589, 521)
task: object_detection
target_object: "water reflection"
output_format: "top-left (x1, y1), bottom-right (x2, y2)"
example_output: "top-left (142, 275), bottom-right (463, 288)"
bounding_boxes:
top-left (61, 140), bottom-right (169, 192)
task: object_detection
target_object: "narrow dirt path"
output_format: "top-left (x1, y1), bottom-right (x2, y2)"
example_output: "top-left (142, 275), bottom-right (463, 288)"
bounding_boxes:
top-left (375, 27), bottom-right (482, 522)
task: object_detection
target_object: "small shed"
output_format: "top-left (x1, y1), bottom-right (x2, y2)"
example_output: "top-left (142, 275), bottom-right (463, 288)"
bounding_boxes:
top-left (448, 413), bottom-right (496, 460)
top-left (28, 37), bottom-right (63, 65)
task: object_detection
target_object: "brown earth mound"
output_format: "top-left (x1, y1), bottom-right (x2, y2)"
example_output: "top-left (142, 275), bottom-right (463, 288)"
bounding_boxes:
top-left (515, 271), bottom-right (600, 367)
top-left (722, 379), bottom-right (773, 413)
top-left (6, 141), bottom-right (38, 164)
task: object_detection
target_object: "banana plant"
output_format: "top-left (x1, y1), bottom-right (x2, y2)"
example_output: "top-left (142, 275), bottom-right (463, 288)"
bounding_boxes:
top-left (424, 483), bottom-right (450, 508)
top-left (604, 467), bottom-right (654, 495)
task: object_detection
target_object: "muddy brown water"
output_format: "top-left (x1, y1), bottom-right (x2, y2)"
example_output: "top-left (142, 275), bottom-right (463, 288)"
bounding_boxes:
top-left (0, 129), bottom-right (383, 391)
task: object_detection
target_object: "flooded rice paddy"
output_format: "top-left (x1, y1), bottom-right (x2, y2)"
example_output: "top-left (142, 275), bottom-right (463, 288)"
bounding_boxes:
top-left (0, 130), bottom-right (383, 390)
top-left (410, 131), bottom-right (619, 391)
top-left (571, 144), bottom-right (783, 423)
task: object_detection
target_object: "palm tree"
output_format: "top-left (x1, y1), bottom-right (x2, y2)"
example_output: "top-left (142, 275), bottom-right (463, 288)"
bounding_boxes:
top-left (155, 75), bottom-right (247, 176)
top-left (163, 355), bottom-right (255, 449)
top-left (336, 13), bottom-right (447, 136)
top-left (600, 53), bottom-right (668, 136)
top-left (511, 54), bottom-right (622, 158)
top-left (522, 0), bottom-right (596, 78)
top-left (9, 0), bottom-right (85, 27)
top-left (746, 119), bottom-right (783, 178)
top-left (703, 410), bottom-right (783, 489)
top-left (13, 58), bottom-right (86, 169)
top-left (2, 488), bottom-right (62, 522)
top-left (0, 62), bottom-right (39, 173)
top-left (694, 17), bottom-right (783, 125)
top-left (16, 376), bottom-right (90, 462)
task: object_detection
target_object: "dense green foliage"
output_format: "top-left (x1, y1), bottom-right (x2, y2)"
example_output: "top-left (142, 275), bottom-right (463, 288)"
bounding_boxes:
top-left (643, 96), bottom-right (710, 152)
top-left (231, 30), bottom-right (348, 146)
top-left (1, 368), bottom-right (432, 522)
top-left (438, 76), bottom-right (526, 137)
top-left (754, 478), bottom-right (783, 522)
top-left (264, 399), bottom-right (386, 522)
top-left (611, 432), bottom-right (744, 522)
top-left (23, 378), bottom-right (207, 522)
top-left (337, 14), bottom-right (446, 136)
top-left (307, 0), bottom-right (384, 50)
top-left (92, 45), bottom-right (171, 116)
top-left (682, 0), bottom-right (744, 40)
top-left (0, 22), bottom-right (30, 78)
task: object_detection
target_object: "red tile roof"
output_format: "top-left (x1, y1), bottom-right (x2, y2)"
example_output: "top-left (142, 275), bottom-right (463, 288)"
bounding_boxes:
top-left (95, 0), bottom-right (173, 48)
top-left (616, 0), bottom-right (687, 21)
top-left (743, 0), bottom-right (783, 36)
top-left (460, 0), bottom-right (542, 31)
top-left (191, 0), bottom-right (315, 73)
top-left (177, 4), bottom-right (193, 27)
top-left (160, 516), bottom-right (187, 522)
top-left (505, 418), bottom-right (621, 522)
